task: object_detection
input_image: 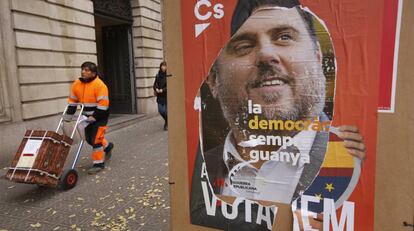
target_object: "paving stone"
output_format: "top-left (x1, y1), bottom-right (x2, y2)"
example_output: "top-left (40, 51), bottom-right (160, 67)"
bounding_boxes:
top-left (0, 117), bottom-right (170, 231)
top-left (0, 202), bottom-right (42, 219)
top-left (1, 218), bottom-right (56, 231)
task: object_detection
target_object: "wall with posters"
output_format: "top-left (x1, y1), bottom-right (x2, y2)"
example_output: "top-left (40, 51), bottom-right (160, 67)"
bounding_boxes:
top-left (375, 0), bottom-right (414, 229)
top-left (165, 0), bottom-right (413, 230)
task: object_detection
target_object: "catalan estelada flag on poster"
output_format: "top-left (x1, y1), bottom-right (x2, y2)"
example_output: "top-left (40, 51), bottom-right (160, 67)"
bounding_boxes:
top-left (180, 0), bottom-right (392, 230)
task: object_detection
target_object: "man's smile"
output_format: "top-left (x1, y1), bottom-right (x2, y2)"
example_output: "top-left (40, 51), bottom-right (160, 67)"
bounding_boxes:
top-left (259, 78), bottom-right (285, 87)
top-left (250, 74), bottom-right (292, 96)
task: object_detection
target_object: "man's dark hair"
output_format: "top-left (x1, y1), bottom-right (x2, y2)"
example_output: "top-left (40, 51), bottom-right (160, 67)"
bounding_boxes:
top-left (81, 61), bottom-right (98, 74)
top-left (231, 0), bottom-right (317, 45)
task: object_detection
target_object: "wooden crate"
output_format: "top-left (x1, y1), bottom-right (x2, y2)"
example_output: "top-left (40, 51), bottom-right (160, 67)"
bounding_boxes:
top-left (5, 130), bottom-right (73, 187)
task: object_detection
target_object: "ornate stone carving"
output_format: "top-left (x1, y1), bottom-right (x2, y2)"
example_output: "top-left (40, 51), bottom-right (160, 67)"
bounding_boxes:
top-left (93, 0), bottom-right (132, 21)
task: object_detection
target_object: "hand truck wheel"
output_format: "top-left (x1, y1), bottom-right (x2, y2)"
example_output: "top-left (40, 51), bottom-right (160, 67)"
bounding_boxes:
top-left (60, 169), bottom-right (78, 190)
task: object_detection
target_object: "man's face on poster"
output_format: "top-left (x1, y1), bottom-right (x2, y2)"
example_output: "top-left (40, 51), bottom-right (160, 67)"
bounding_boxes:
top-left (209, 7), bottom-right (326, 128)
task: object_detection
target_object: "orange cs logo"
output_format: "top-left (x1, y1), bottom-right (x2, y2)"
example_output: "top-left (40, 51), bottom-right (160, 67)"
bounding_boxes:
top-left (194, 0), bottom-right (224, 37)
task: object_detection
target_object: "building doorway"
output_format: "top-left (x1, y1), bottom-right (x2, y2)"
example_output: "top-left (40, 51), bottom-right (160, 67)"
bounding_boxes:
top-left (94, 0), bottom-right (136, 114)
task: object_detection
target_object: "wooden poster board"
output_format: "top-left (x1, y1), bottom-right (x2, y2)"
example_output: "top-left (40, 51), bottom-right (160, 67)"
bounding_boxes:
top-left (374, 1), bottom-right (414, 230)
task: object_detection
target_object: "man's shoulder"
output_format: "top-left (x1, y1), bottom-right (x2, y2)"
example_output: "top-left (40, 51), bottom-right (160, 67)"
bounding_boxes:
top-left (71, 79), bottom-right (83, 89)
top-left (203, 145), bottom-right (227, 184)
top-left (72, 78), bottom-right (81, 85)
top-left (201, 145), bottom-right (225, 169)
top-left (204, 145), bottom-right (225, 164)
top-left (94, 77), bottom-right (108, 88)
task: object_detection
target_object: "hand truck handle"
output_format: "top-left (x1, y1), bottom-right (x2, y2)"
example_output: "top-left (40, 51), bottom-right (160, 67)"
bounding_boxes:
top-left (56, 104), bottom-right (85, 139)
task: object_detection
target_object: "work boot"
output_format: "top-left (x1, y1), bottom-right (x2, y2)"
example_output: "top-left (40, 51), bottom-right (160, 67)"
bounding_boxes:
top-left (87, 163), bottom-right (105, 174)
top-left (104, 142), bottom-right (114, 161)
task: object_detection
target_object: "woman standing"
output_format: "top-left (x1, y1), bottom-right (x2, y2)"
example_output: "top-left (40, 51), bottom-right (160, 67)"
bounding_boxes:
top-left (153, 61), bottom-right (168, 130)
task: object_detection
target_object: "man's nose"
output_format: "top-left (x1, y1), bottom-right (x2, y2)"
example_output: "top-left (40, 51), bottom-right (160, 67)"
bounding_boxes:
top-left (256, 43), bottom-right (281, 67)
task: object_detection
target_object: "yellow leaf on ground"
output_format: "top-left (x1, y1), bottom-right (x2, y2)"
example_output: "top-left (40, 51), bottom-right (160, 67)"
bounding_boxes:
top-left (99, 195), bottom-right (110, 200)
top-left (30, 223), bottom-right (42, 228)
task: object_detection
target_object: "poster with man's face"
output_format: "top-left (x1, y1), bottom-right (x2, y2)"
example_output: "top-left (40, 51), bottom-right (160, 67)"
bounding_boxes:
top-left (200, 6), bottom-right (337, 204)
top-left (182, 0), bottom-right (381, 230)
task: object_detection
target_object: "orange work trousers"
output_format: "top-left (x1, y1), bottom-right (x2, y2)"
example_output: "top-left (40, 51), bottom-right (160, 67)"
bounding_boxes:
top-left (84, 120), bottom-right (108, 164)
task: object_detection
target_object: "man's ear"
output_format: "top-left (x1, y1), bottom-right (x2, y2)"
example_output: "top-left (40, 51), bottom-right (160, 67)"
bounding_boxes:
top-left (207, 69), bottom-right (219, 99)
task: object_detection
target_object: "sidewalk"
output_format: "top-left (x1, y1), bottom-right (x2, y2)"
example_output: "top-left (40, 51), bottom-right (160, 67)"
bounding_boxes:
top-left (0, 116), bottom-right (170, 231)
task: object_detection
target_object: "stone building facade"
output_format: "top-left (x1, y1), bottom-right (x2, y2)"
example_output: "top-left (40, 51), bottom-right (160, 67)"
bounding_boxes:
top-left (0, 0), bottom-right (164, 159)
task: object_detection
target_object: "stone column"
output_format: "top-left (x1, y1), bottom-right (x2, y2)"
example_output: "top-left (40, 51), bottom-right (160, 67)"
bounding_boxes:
top-left (131, 0), bottom-right (164, 114)
top-left (0, 0), bottom-right (22, 123)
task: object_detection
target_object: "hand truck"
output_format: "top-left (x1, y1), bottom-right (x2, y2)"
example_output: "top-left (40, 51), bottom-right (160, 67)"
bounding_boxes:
top-left (5, 104), bottom-right (87, 190)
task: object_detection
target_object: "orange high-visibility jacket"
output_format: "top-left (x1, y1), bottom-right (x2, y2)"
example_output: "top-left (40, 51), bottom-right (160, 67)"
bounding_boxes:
top-left (67, 76), bottom-right (110, 121)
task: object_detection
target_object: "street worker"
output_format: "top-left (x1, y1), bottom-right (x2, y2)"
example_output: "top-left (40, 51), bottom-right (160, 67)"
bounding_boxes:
top-left (66, 61), bottom-right (114, 174)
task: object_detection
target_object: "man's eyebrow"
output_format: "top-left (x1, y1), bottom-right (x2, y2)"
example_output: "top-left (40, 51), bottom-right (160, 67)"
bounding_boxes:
top-left (267, 25), bottom-right (300, 36)
top-left (227, 33), bottom-right (257, 45)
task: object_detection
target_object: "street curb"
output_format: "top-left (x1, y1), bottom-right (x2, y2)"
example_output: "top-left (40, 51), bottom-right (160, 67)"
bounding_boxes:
top-left (107, 114), bottom-right (159, 134)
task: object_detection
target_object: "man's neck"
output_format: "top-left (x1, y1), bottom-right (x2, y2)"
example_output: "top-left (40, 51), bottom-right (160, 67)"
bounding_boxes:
top-left (80, 75), bottom-right (97, 83)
